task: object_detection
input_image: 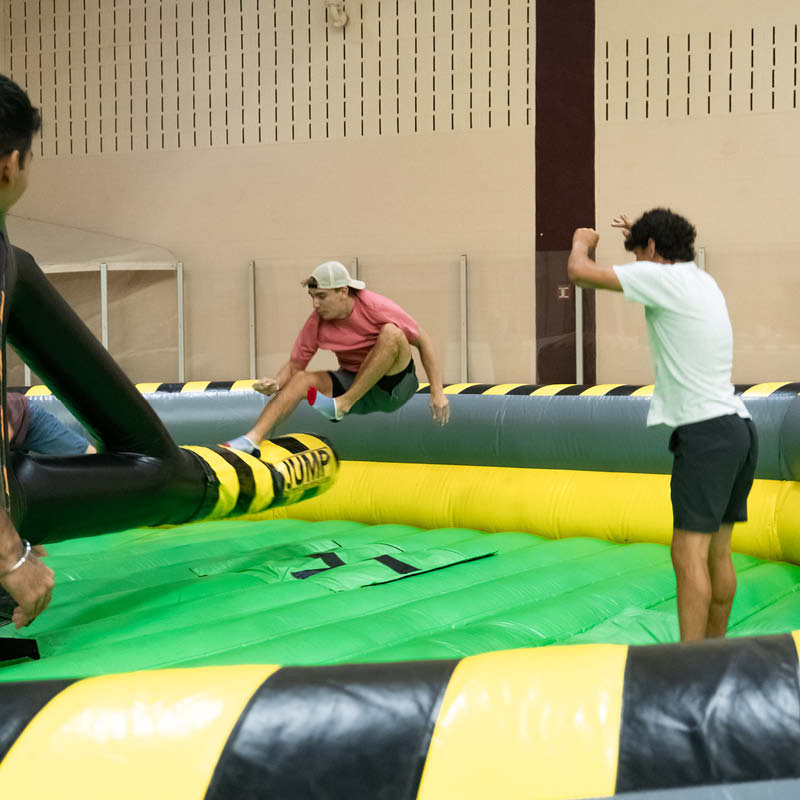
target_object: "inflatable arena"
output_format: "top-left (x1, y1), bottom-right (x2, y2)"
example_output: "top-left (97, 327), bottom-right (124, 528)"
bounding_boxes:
top-left (1, 2), bottom-right (799, 795)
top-left (1, 303), bottom-right (799, 799)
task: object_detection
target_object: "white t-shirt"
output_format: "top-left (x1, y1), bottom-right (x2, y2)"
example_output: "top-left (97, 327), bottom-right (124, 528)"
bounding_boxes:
top-left (612, 260), bottom-right (750, 428)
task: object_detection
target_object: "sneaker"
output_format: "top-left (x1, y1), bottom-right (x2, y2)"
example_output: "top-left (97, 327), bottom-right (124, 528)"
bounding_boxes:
top-left (223, 435), bottom-right (261, 457)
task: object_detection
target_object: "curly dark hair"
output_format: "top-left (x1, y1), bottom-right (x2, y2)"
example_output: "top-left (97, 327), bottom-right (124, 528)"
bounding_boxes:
top-left (624, 208), bottom-right (696, 262)
top-left (0, 74), bottom-right (41, 159)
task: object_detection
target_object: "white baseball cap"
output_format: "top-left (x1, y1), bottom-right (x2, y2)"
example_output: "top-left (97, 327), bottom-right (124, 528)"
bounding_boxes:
top-left (302, 261), bottom-right (366, 290)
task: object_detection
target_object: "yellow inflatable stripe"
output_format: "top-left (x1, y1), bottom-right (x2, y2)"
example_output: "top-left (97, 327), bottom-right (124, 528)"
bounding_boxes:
top-left (233, 449), bottom-right (277, 514)
top-left (182, 446), bottom-right (240, 519)
top-left (443, 384), bottom-right (480, 395)
top-left (418, 645), bottom-right (628, 800)
top-left (24, 385), bottom-right (51, 396)
top-left (180, 381), bottom-right (211, 392)
top-left (581, 383), bottom-right (624, 396)
top-left (135, 382), bottom-right (162, 394)
top-left (483, 384), bottom-right (526, 395)
top-left (742, 382), bottom-right (789, 396)
top-left (792, 631), bottom-right (800, 662)
top-left (257, 439), bottom-right (298, 462)
top-left (231, 379), bottom-right (258, 391)
top-left (0, 665), bottom-right (279, 800)
top-left (531, 384), bottom-right (574, 396)
top-left (417, 382), bottom-right (430, 391)
top-left (630, 385), bottom-right (654, 396)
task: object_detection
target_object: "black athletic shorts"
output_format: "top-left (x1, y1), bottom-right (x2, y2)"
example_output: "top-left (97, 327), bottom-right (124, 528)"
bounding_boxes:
top-left (328, 359), bottom-right (418, 415)
top-left (668, 414), bottom-right (758, 533)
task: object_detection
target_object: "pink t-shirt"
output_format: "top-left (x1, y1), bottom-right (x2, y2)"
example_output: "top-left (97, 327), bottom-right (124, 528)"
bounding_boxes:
top-left (291, 289), bottom-right (419, 372)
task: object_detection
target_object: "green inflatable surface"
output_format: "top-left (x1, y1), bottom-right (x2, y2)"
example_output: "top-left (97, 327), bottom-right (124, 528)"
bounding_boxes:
top-left (2, 518), bottom-right (800, 681)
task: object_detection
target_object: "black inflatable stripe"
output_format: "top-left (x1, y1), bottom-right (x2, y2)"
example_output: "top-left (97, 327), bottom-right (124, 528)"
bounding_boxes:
top-left (0, 679), bottom-right (76, 763)
top-left (290, 567), bottom-right (329, 579)
top-left (773, 382), bottom-right (800, 395)
top-left (207, 381), bottom-right (235, 391)
top-left (204, 659), bottom-right (459, 800)
top-left (290, 551), bottom-right (347, 579)
top-left (606, 385), bottom-right (641, 396)
top-left (181, 449), bottom-right (221, 522)
top-left (375, 554), bottom-right (420, 574)
top-left (734, 384), bottom-right (755, 394)
top-left (208, 446), bottom-right (257, 517)
top-left (460, 384), bottom-right (495, 394)
top-left (617, 634), bottom-right (800, 793)
top-left (314, 552), bottom-right (346, 568)
top-left (269, 436), bottom-right (309, 455)
top-left (154, 383), bottom-right (183, 393)
top-left (0, 636), bottom-right (39, 663)
top-left (507, 384), bottom-right (538, 395)
top-left (554, 385), bottom-right (587, 396)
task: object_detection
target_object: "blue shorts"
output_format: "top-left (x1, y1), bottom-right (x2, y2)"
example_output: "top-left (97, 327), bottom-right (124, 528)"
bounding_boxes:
top-left (18, 403), bottom-right (91, 455)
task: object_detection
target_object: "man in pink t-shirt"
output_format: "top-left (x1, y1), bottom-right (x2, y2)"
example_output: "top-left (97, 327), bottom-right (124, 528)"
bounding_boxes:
top-left (227, 261), bottom-right (449, 453)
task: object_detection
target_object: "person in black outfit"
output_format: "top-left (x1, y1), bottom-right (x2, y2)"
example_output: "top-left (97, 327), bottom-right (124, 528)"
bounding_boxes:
top-left (0, 74), bottom-right (54, 627)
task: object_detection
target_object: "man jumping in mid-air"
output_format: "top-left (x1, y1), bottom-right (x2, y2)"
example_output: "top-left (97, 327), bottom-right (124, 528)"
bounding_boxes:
top-left (228, 260), bottom-right (449, 454)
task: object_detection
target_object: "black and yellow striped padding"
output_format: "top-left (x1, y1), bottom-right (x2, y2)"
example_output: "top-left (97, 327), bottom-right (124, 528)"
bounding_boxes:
top-left (422, 381), bottom-right (800, 397)
top-left (181, 433), bottom-right (338, 521)
top-left (20, 380), bottom-right (800, 398)
top-left (23, 379), bottom-right (260, 396)
top-left (1, 632), bottom-right (798, 799)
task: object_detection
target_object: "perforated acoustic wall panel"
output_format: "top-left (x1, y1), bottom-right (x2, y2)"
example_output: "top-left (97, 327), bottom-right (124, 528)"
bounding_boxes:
top-left (5, 0), bottom-right (533, 158)
top-left (594, 0), bottom-right (800, 385)
top-left (602, 20), bottom-right (799, 123)
top-left (0, 2), bottom-right (9, 74)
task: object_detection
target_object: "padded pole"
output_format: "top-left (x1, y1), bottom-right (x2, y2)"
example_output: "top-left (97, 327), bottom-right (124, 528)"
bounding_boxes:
top-left (248, 260), bottom-right (256, 380)
top-left (100, 262), bottom-right (108, 349)
top-left (177, 261), bottom-right (185, 382)
top-left (575, 285), bottom-right (584, 383)
top-left (460, 254), bottom-right (468, 383)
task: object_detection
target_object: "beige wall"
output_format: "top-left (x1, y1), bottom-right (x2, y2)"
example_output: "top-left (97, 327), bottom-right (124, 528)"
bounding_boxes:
top-left (0, 7), bottom-right (6, 75)
top-left (4, 2), bottom-right (797, 387)
top-left (2, 0), bottom-right (536, 384)
top-left (595, 0), bottom-right (800, 383)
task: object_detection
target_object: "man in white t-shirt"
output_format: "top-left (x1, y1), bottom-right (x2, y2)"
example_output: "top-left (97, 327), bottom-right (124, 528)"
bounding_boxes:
top-left (567, 208), bottom-right (758, 643)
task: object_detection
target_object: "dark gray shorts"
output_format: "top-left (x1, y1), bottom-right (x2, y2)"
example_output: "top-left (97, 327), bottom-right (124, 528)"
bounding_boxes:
top-left (668, 414), bottom-right (758, 533)
top-left (328, 359), bottom-right (418, 415)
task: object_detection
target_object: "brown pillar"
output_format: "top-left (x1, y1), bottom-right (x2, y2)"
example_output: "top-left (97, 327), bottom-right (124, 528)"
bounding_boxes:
top-left (535, 0), bottom-right (596, 384)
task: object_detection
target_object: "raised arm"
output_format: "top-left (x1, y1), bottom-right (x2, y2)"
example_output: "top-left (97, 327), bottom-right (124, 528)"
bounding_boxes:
top-left (410, 327), bottom-right (450, 425)
top-left (611, 214), bottom-right (633, 240)
top-left (567, 227), bottom-right (623, 292)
